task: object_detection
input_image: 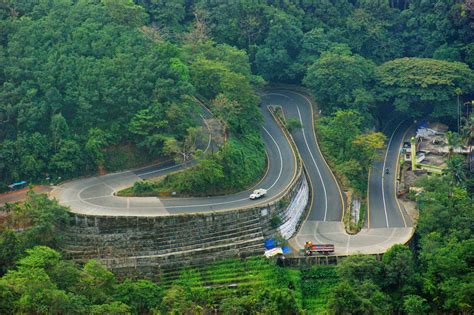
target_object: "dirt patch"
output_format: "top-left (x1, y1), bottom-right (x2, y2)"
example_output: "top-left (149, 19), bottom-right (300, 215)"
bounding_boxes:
top-left (205, 117), bottom-right (226, 148)
top-left (400, 199), bottom-right (418, 224)
top-left (0, 185), bottom-right (53, 206)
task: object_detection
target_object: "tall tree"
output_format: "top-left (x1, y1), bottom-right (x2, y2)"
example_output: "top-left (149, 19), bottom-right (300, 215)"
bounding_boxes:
top-left (163, 127), bottom-right (205, 166)
top-left (255, 10), bottom-right (303, 82)
top-left (344, 6), bottom-right (404, 63)
top-left (303, 50), bottom-right (377, 114)
top-left (382, 245), bottom-right (417, 311)
top-left (377, 58), bottom-right (474, 120)
top-left (114, 279), bottom-right (163, 314)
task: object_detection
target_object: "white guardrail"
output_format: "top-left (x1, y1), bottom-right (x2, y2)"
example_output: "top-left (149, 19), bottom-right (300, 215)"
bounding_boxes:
top-left (278, 176), bottom-right (309, 239)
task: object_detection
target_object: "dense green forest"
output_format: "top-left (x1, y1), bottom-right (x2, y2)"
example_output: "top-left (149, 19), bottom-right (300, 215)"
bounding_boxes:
top-left (0, 0), bottom-right (265, 193)
top-left (1, 0), bottom-right (473, 192)
top-left (0, 0), bottom-right (473, 313)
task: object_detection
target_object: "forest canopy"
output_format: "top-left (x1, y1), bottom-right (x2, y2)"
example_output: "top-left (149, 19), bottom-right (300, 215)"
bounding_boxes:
top-left (0, 0), bottom-right (264, 190)
top-left (0, 0), bottom-right (197, 185)
top-left (1, 0), bottom-right (473, 189)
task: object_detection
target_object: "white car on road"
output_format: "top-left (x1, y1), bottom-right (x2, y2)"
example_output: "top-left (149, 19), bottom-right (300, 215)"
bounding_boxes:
top-left (249, 189), bottom-right (267, 200)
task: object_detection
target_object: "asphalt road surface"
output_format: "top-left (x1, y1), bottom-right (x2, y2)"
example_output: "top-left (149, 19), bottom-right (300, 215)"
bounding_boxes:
top-left (50, 94), bottom-right (297, 216)
top-left (368, 120), bottom-right (414, 229)
top-left (262, 91), bottom-right (344, 222)
top-left (269, 90), bottom-right (413, 255)
top-left (51, 88), bottom-right (413, 254)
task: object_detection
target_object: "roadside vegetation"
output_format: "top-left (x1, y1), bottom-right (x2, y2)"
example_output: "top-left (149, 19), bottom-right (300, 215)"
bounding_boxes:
top-left (120, 134), bottom-right (265, 197)
top-left (0, 192), bottom-right (70, 275)
top-left (0, 1), bottom-right (197, 189)
top-left (315, 109), bottom-right (385, 232)
top-left (317, 110), bottom-right (386, 193)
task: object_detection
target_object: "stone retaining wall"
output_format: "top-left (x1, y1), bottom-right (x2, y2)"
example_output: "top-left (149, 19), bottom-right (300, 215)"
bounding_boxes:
top-left (62, 166), bottom-right (309, 281)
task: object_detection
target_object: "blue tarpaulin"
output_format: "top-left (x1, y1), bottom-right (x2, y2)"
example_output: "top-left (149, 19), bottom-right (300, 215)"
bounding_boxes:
top-left (417, 121), bottom-right (428, 129)
top-left (281, 246), bottom-right (291, 254)
top-left (264, 239), bottom-right (275, 250)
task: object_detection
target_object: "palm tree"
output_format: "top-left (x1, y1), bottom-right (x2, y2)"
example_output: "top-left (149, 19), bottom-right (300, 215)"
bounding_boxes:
top-left (460, 114), bottom-right (474, 144)
top-left (444, 155), bottom-right (466, 186)
top-left (446, 131), bottom-right (462, 157)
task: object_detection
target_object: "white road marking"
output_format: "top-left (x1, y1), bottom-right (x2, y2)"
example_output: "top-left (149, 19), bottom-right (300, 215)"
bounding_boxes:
top-left (297, 106), bottom-right (328, 221)
top-left (103, 183), bottom-right (116, 194)
top-left (263, 93), bottom-right (291, 99)
top-left (286, 89), bottom-right (344, 221)
top-left (346, 235), bottom-right (351, 255)
top-left (54, 89), bottom-right (415, 254)
top-left (381, 120), bottom-right (404, 228)
top-left (263, 125), bottom-right (283, 190)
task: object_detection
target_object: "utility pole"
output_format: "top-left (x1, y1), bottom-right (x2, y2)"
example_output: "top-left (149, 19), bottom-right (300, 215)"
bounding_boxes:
top-left (410, 136), bottom-right (417, 171)
top-left (458, 93), bottom-right (460, 133)
top-left (455, 88), bottom-right (462, 133)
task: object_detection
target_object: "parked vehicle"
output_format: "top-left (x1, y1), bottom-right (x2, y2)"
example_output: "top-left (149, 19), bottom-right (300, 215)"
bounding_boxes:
top-left (8, 181), bottom-right (27, 191)
top-left (303, 241), bottom-right (335, 255)
top-left (249, 188), bottom-right (267, 200)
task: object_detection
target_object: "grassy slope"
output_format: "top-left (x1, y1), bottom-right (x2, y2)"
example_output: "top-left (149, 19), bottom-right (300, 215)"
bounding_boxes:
top-left (163, 257), bottom-right (336, 312)
top-left (301, 265), bottom-right (338, 313)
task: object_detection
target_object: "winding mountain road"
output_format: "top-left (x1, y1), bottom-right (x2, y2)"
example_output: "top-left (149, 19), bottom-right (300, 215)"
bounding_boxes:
top-left (51, 88), bottom-right (413, 255)
top-left (50, 96), bottom-right (297, 216)
top-left (281, 91), bottom-right (414, 255)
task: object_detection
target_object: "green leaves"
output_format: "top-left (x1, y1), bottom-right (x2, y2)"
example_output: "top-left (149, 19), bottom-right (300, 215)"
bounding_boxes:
top-left (329, 280), bottom-right (392, 314)
top-left (1, 192), bottom-right (71, 252)
top-left (1, 266), bottom-right (70, 314)
top-left (0, 245), bottom-right (163, 314)
top-left (77, 260), bottom-right (116, 305)
top-left (128, 101), bottom-right (198, 156)
top-left (0, 0), bottom-right (199, 184)
top-left (377, 58), bottom-right (474, 119)
top-left (303, 51), bottom-right (377, 114)
top-left (128, 106), bottom-right (168, 137)
top-left (382, 245), bottom-right (416, 290)
top-left (102, 0), bottom-right (147, 27)
top-left (114, 279), bottom-right (163, 314)
top-left (410, 174), bottom-right (474, 312)
top-left (16, 246), bottom-right (61, 270)
top-left (84, 128), bottom-right (109, 167)
top-left (189, 43), bottom-right (260, 130)
top-left (403, 294), bottom-right (430, 315)
top-left (0, 230), bottom-right (19, 275)
top-left (255, 10), bottom-right (303, 82)
top-left (337, 255), bottom-right (383, 285)
top-left (328, 248), bottom-right (419, 314)
top-left (317, 109), bottom-right (384, 194)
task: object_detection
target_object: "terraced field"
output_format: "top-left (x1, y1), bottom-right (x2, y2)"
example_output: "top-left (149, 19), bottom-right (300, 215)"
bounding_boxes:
top-left (160, 256), bottom-right (338, 312)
